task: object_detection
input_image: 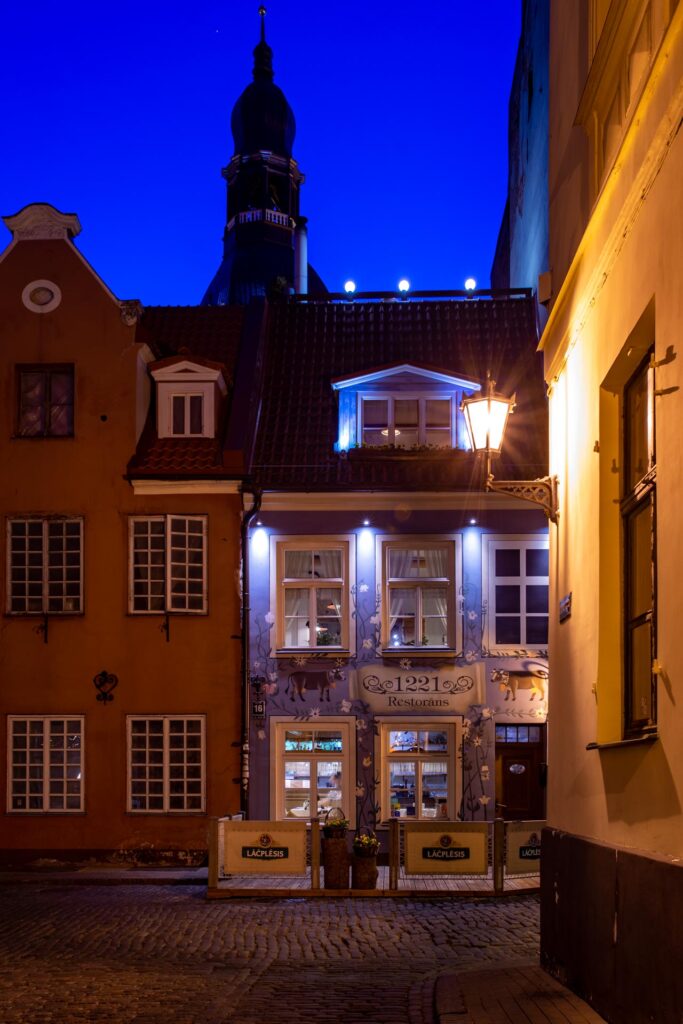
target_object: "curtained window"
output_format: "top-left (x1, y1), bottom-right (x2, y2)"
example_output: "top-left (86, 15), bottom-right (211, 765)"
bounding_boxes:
top-left (277, 540), bottom-right (351, 650)
top-left (383, 542), bottom-right (454, 649)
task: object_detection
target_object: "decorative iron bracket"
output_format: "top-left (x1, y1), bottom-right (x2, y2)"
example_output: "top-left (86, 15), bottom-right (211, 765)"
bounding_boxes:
top-left (93, 670), bottom-right (118, 703)
top-left (487, 473), bottom-right (559, 524)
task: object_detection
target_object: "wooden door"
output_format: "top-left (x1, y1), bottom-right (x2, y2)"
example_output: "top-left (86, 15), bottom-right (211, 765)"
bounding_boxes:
top-left (495, 725), bottom-right (546, 820)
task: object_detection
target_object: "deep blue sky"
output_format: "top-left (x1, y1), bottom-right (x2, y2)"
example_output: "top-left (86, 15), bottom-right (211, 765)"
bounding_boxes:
top-left (2, 2), bottom-right (521, 304)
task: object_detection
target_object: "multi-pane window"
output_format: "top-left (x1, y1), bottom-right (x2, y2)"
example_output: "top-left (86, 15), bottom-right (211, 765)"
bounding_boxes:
top-left (129, 516), bottom-right (207, 614)
top-left (382, 541), bottom-right (457, 649)
top-left (485, 538), bottom-right (549, 650)
top-left (127, 716), bottom-right (205, 812)
top-left (380, 722), bottom-right (457, 821)
top-left (495, 724), bottom-right (543, 744)
top-left (16, 366), bottom-right (74, 437)
top-left (272, 719), bottom-right (355, 822)
top-left (276, 540), bottom-right (350, 650)
top-left (361, 395), bottom-right (453, 448)
top-left (8, 717), bottom-right (83, 812)
top-left (622, 353), bottom-right (656, 735)
top-left (171, 393), bottom-right (204, 436)
top-left (7, 518), bottom-right (83, 614)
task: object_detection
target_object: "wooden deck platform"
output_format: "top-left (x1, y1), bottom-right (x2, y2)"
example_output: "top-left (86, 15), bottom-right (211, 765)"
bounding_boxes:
top-left (207, 865), bottom-right (539, 899)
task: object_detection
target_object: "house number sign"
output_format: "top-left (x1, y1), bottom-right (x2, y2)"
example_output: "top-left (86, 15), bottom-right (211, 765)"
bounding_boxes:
top-left (353, 664), bottom-right (484, 713)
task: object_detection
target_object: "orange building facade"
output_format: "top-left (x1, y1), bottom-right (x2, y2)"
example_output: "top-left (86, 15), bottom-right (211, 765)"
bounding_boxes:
top-left (0, 205), bottom-right (245, 863)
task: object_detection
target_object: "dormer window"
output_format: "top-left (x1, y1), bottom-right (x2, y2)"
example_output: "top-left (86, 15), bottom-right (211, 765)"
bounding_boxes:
top-left (172, 393), bottom-right (204, 436)
top-left (332, 363), bottom-right (480, 452)
top-left (150, 358), bottom-right (227, 440)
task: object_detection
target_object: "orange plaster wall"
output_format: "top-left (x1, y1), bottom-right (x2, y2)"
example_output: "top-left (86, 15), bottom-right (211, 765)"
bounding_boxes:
top-left (0, 239), bottom-right (243, 856)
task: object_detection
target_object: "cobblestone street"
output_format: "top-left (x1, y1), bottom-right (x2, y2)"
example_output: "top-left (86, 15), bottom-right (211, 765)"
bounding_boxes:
top-left (0, 884), bottom-right (539, 1024)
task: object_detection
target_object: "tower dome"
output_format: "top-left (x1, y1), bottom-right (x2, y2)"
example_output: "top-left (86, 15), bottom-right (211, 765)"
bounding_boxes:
top-left (230, 14), bottom-right (296, 158)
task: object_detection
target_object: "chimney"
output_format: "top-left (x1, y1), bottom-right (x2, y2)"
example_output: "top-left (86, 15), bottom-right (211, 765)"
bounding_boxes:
top-left (294, 217), bottom-right (308, 295)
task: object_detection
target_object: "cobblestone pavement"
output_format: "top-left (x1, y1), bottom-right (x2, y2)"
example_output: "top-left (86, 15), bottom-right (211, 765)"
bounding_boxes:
top-left (0, 885), bottom-right (539, 1024)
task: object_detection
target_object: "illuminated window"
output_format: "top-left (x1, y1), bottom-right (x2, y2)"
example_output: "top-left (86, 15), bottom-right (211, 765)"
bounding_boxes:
top-left (483, 537), bottom-right (549, 652)
top-left (378, 537), bottom-right (460, 651)
top-left (622, 352), bottom-right (656, 735)
top-left (8, 717), bottom-right (84, 812)
top-left (360, 394), bottom-right (454, 448)
top-left (273, 537), bottom-right (353, 651)
top-left (127, 716), bottom-right (205, 812)
top-left (271, 718), bottom-right (356, 823)
top-left (16, 365), bottom-right (74, 437)
top-left (377, 718), bottom-right (461, 822)
top-left (129, 516), bottom-right (207, 614)
top-left (7, 517), bottom-right (83, 615)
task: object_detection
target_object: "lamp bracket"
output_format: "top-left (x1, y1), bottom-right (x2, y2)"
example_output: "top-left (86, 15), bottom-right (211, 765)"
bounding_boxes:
top-left (487, 474), bottom-right (559, 524)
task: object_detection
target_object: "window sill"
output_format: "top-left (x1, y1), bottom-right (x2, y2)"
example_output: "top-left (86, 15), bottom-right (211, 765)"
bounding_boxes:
top-left (586, 733), bottom-right (659, 751)
top-left (276, 649), bottom-right (351, 659)
top-left (381, 648), bottom-right (459, 659)
top-left (346, 446), bottom-right (457, 461)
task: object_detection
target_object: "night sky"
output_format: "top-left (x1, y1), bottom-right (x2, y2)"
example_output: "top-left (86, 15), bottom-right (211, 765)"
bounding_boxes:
top-left (2, 2), bottom-right (521, 304)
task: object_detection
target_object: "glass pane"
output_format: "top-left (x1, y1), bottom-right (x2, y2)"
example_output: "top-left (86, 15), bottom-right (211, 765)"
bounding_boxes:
top-left (420, 730), bottom-right (448, 753)
top-left (425, 399), bottom-right (450, 427)
top-left (526, 585), bottom-right (549, 613)
top-left (496, 616), bottom-right (521, 645)
top-left (317, 761), bottom-right (342, 816)
top-left (172, 396), bottom-right (185, 434)
top-left (395, 429), bottom-right (419, 448)
top-left (517, 727), bottom-right (529, 743)
top-left (394, 399), bottom-right (418, 427)
top-left (389, 761), bottom-right (416, 818)
top-left (313, 731), bottom-right (343, 753)
top-left (421, 587), bottom-right (448, 646)
top-left (529, 726), bottom-right (541, 743)
top-left (389, 730), bottom-right (418, 753)
top-left (495, 548), bottom-right (520, 577)
top-left (526, 616), bottom-right (548, 645)
top-left (389, 548), bottom-right (447, 578)
top-left (506, 726), bottom-right (518, 743)
top-left (313, 550), bottom-right (342, 578)
top-left (526, 548), bottom-right (549, 577)
top-left (628, 501), bottom-right (652, 620)
top-left (284, 731), bottom-right (313, 752)
top-left (495, 725), bottom-right (507, 742)
top-left (189, 395), bottom-right (203, 434)
top-left (629, 621), bottom-right (654, 727)
top-left (389, 588), bottom-right (416, 645)
top-left (315, 588), bottom-right (341, 647)
top-left (421, 761), bottom-right (448, 819)
top-left (284, 588), bottom-right (309, 647)
top-left (625, 360), bottom-right (652, 490)
top-left (363, 399), bottom-right (388, 446)
top-left (284, 761), bottom-right (311, 817)
top-left (496, 585), bottom-right (520, 613)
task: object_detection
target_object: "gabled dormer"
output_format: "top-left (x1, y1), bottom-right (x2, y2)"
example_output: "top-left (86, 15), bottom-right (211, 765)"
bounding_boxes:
top-left (331, 363), bottom-right (481, 453)
top-left (150, 357), bottom-right (228, 439)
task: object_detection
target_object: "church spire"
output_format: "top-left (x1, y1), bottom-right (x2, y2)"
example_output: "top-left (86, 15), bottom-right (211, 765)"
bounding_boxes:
top-left (253, 6), bottom-right (273, 81)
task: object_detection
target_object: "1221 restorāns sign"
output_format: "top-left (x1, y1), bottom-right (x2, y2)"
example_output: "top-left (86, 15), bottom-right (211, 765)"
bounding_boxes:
top-left (353, 664), bottom-right (484, 713)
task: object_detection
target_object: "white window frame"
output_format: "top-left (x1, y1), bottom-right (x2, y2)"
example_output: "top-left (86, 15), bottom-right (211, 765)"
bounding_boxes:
top-left (374, 716), bottom-right (462, 824)
top-left (152, 360), bottom-right (226, 439)
top-left (358, 391), bottom-right (456, 448)
top-left (7, 716), bottom-right (84, 813)
top-left (376, 534), bottom-right (462, 654)
top-left (128, 515), bottom-right (208, 614)
top-left (6, 517), bottom-right (83, 615)
top-left (270, 716), bottom-right (357, 826)
top-left (126, 715), bottom-right (206, 814)
top-left (482, 535), bottom-right (549, 654)
top-left (271, 536), bottom-right (355, 654)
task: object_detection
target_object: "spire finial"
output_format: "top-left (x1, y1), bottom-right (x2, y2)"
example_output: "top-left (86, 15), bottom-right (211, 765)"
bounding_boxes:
top-left (253, 5), bottom-right (273, 80)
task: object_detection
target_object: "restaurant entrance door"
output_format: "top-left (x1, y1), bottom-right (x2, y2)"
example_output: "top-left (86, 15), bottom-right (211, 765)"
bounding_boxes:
top-left (494, 723), bottom-right (546, 820)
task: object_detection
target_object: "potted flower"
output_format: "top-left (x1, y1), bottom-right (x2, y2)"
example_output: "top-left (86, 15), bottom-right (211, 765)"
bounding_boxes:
top-left (351, 829), bottom-right (380, 890)
top-left (321, 809), bottom-right (350, 889)
top-left (322, 817), bottom-right (349, 839)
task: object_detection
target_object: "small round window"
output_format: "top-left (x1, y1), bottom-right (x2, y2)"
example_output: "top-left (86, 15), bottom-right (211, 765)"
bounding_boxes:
top-left (509, 763), bottom-right (526, 775)
top-left (22, 279), bottom-right (62, 314)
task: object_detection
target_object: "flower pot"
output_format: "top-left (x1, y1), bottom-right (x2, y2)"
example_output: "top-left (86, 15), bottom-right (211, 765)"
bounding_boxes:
top-left (351, 853), bottom-right (378, 890)
top-left (322, 827), bottom-right (347, 840)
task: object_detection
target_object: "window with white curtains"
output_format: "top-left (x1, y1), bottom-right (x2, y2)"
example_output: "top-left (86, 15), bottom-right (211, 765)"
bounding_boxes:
top-left (378, 538), bottom-right (460, 651)
top-left (274, 538), bottom-right (353, 651)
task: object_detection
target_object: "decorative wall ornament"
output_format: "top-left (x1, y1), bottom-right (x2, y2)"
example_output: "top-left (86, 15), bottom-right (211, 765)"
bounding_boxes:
top-left (93, 670), bottom-right (118, 703)
top-left (119, 299), bottom-right (143, 326)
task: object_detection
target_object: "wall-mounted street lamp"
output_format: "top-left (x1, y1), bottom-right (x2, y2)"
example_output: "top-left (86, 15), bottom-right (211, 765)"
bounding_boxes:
top-left (461, 375), bottom-right (559, 524)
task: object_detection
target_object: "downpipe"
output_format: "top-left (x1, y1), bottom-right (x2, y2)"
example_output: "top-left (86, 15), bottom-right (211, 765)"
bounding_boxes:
top-left (240, 486), bottom-right (262, 817)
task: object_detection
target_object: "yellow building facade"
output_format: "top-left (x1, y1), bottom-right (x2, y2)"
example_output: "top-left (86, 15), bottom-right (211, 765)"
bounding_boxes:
top-left (540, 3), bottom-right (683, 1020)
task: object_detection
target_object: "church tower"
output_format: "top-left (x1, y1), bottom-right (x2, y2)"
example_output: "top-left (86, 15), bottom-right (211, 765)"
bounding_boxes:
top-left (202, 8), bottom-right (325, 304)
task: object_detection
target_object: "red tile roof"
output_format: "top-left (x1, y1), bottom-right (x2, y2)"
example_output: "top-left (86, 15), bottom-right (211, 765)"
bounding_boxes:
top-left (128, 305), bottom-right (246, 479)
top-left (253, 297), bottom-right (545, 490)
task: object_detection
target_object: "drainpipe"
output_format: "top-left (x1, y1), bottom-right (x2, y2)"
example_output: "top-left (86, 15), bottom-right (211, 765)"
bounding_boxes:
top-left (294, 217), bottom-right (308, 295)
top-left (240, 485), bottom-right (262, 817)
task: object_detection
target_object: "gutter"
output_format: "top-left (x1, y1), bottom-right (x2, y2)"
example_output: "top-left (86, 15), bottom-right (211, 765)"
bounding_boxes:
top-left (239, 485), bottom-right (262, 817)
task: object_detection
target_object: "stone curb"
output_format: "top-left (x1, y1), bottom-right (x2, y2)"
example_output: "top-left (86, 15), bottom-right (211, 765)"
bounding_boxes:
top-left (0, 869), bottom-right (208, 886)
